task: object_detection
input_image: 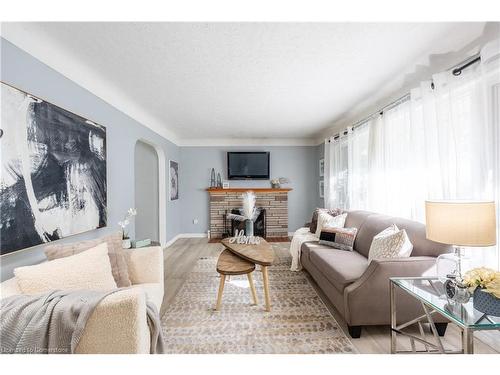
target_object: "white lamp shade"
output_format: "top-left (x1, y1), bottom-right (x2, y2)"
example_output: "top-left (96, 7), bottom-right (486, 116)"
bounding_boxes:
top-left (425, 201), bottom-right (497, 247)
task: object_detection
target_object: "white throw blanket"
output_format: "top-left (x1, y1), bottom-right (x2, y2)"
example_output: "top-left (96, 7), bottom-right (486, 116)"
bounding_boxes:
top-left (290, 227), bottom-right (318, 271)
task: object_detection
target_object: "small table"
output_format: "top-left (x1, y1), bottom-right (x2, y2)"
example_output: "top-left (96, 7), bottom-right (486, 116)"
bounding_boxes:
top-left (390, 277), bottom-right (500, 354)
top-left (221, 237), bottom-right (275, 311)
top-left (215, 249), bottom-right (258, 311)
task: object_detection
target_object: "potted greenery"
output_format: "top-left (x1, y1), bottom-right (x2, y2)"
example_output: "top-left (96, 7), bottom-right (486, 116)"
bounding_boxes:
top-left (118, 208), bottom-right (137, 248)
top-left (463, 267), bottom-right (500, 317)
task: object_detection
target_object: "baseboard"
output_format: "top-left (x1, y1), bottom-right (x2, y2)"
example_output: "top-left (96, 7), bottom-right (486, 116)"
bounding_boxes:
top-left (165, 233), bottom-right (208, 248)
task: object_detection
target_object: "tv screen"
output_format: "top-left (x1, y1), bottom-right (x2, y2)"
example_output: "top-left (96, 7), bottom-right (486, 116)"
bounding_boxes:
top-left (227, 152), bottom-right (270, 180)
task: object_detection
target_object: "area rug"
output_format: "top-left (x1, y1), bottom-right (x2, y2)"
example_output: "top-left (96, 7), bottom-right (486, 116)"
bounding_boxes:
top-left (161, 244), bottom-right (357, 354)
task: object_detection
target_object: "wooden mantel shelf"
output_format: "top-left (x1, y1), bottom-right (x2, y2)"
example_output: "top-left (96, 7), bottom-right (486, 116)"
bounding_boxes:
top-left (206, 187), bottom-right (292, 193)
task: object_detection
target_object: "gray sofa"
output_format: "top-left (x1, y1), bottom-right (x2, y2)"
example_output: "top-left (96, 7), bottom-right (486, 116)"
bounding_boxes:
top-left (301, 210), bottom-right (452, 338)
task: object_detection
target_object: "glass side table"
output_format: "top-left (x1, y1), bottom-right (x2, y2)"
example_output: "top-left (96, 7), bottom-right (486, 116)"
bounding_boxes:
top-left (390, 277), bottom-right (500, 354)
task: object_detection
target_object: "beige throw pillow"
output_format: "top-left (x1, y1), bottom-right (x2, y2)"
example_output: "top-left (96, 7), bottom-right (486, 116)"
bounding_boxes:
top-left (44, 231), bottom-right (131, 287)
top-left (315, 212), bottom-right (347, 237)
top-left (15, 243), bottom-right (117, 295)
top-left (368, 224), bottom-right (413, 263)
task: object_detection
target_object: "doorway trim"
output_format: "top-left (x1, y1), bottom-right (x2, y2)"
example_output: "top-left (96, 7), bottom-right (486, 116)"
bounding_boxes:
top-left (135, 138), bottom-right (167, 247)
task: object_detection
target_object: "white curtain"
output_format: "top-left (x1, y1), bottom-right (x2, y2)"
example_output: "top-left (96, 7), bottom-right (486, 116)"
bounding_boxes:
top-left (324, 39), bottom-right (500, 268)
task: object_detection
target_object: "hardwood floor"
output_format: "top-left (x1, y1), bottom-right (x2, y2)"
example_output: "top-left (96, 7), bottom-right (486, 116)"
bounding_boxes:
top-left (161, 238), bottom-right (500, 354)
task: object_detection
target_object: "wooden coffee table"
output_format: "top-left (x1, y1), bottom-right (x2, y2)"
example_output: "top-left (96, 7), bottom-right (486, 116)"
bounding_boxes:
top-left (221, 237), bottom-right (275, 311)
top-left (215, 249), bottom-right (258, 311)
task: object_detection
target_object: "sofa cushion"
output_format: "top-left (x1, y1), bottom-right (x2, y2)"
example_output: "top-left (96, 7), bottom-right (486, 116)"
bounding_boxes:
top-left (319, 226), bottom-right (358, 251)
top-left (44, 231), bottom-right (131, 287)
top-left (368, 224), bottom-right (413, 262)
top-left (15, 243), bottom-right (117, 295)
top-left (309, 246), bottom-right (369, 292)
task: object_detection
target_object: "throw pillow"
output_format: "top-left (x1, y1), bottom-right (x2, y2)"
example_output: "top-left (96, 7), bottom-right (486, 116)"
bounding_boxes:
top-left (319, 226), bottom-right (358, 251)
top-left (309, 208), bottom-right (344, 233)
top-left (315, 212), bottom-right (347, 237)
top-left (15, 243), bottom-right (117, 295)
top-left (44, 231), bottom-right (131, 287)
top-left (367, 224), bottom-right (413, 262)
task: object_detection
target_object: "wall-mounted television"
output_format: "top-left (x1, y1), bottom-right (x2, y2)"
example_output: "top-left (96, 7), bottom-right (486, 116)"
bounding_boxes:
top-left (227, 152), bottom-right (270, 180)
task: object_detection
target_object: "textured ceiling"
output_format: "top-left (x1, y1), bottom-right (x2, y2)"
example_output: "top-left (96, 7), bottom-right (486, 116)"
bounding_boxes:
top-left (1, 22), bottom-right (487, 144)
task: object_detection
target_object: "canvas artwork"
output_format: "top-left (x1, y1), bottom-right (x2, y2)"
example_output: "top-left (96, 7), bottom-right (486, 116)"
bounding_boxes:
top-left (0, 83), bottom-right (107, 255)
top-left (169, 160), bottom-right (179, 200)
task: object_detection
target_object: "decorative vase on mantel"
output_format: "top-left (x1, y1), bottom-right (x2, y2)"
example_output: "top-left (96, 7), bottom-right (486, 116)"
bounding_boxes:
top-left (245, 219), bottom-right (254, 237)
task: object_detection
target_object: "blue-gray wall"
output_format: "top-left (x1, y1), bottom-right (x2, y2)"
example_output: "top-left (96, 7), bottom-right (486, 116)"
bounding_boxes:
top-left (0, 38), bottom-right (181, 280)
top-left (180, 146), bottom-right (317, 234)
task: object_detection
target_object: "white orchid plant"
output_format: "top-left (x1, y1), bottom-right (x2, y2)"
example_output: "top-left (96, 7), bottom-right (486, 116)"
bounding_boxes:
top-left (118, 208), bottom-right (137, 240)
top-left (227, 191), bottom-right (260, 222)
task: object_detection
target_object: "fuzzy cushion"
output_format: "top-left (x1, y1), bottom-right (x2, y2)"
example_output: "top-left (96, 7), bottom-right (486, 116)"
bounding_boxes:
top-left (44, 231), bottom-right (131, 287)
top-left (309, 208), bottom-right (344, 233)
top-left (319, 226), bottom-right (358, 251)
top-left (315, 212), bottom-right (347, 237)
top-left (367, 224), bottom-right (413, 263)
top-left (15, 243), bottom-right (117, 295)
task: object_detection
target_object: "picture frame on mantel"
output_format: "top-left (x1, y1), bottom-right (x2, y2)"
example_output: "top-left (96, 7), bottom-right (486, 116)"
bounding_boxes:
top-left (319, 158), bottom-right (324, 177)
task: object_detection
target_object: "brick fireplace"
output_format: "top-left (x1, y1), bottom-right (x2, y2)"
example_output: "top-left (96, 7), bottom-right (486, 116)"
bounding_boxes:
top-left (207, 188), bottom-right (292, 239)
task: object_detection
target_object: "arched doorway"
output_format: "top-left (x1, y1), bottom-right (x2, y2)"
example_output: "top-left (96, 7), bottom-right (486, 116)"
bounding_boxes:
top-left (134, 140), bottom-right (166, 245)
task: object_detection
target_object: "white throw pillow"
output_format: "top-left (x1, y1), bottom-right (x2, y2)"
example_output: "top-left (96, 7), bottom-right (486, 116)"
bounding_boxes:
top-left (14, 243), bottom-right (117, 295)
top-left (315, 212), bottom-right (347, 237)
top-left (368, 224), bottom-right (413, 262)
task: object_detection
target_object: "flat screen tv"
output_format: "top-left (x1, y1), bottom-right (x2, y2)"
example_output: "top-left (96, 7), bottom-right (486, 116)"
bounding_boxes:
top-left (227, 152), bottom-right (270, 180)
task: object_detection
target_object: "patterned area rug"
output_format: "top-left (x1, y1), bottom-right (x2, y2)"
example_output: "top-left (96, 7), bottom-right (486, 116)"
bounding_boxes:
top-left (161, 244), bottom-right (357, 354)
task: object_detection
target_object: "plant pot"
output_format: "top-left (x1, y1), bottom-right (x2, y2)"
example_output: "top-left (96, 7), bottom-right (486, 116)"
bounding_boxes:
top-left (245, 219), bottom-right (254, 237)
top-left (122, 238), bottom-right (132, 249)
top-left (473, 287), bottom-right (500, 317)
top-left (271, 182), bottom-right (281, 189)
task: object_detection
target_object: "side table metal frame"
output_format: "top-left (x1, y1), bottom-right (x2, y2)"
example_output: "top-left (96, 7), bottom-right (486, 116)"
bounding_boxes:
top-left (390, 277), bottom-right (499, 354)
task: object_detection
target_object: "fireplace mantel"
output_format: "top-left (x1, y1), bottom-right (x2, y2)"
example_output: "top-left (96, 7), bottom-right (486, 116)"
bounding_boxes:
top-left (206, 187), bottom-right (292, 193)
top-left (207, 187), bottom-right (292, 239)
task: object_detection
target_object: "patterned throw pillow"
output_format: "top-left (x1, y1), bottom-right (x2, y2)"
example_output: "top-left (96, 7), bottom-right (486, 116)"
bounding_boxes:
top-left (315, 212), bottom-right (347, 237)
top-left (309, 208), bottom-right (344, 233)
top-left (319, 226), bottom-right (358, 251)
top-left (44, 231), bottom-right (131, 287)
top-left (367, 225), bottom-right (413, 262)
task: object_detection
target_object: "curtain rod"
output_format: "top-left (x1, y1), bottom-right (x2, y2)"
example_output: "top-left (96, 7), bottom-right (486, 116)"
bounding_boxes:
top-left (328, 52), bottom-right (482, 142)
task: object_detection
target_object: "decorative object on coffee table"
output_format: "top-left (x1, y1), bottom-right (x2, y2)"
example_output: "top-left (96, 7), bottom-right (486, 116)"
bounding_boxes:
top-left (221, 237), bottom-right (275, 311)
top-left (425, 200), bottom-right (496, 302)
top-left (215, 249), bottom-right (258, 311)
top-left (118, 208), bottom-right (137, 249)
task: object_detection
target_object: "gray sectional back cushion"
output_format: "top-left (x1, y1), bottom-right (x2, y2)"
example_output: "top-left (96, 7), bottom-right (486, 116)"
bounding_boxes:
top-left (345, 210), bottom-right (452, 258)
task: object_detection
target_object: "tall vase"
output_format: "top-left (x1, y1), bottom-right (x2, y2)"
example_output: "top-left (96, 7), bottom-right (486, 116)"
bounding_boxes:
top-left (245, 219), bottom-right (254, 237)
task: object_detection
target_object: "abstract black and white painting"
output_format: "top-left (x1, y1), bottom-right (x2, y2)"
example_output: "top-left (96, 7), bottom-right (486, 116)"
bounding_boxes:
top-left (169, 160), bottom-right (179, 201)
top-left (0, 83), bottom-right (107, 255)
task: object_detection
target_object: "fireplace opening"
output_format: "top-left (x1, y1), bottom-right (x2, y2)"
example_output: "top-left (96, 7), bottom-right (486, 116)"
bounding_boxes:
top-left (225, 208), bottom-right (267, 238)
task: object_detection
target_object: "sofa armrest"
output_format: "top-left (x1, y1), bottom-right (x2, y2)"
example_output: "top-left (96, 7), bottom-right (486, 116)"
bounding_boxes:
top-left (343, 256), bottom-right (437, 326)
top-left (123, 246), bottom-right (164, 285)
top-left (75, 288), bottom-right (149, 354)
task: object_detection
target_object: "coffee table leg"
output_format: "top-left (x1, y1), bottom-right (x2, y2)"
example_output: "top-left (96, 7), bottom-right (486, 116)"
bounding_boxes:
top-left (262, 266), bottom-right (271, 312)
top-left (247, 272), bottom-right (259, 305)
top-left (215, 274), bottom-right (226, 311)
